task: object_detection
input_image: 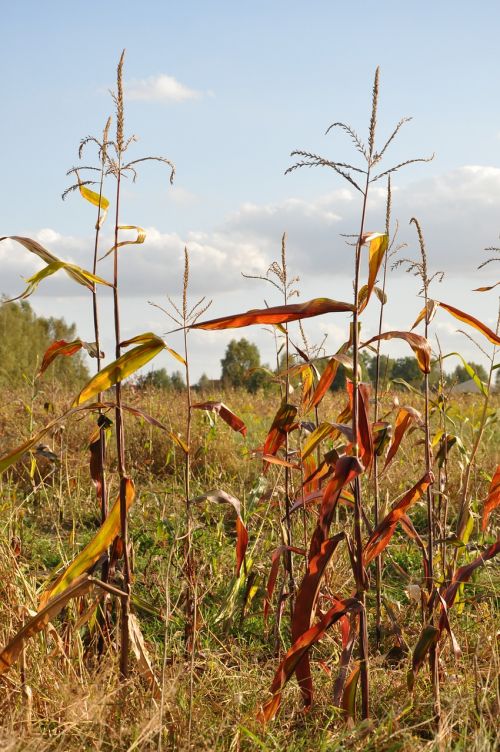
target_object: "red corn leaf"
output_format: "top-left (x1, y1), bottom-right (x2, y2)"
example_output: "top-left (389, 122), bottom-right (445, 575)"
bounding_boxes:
top-left (292, 534), bottom-right (346, 708)
top-left (264, 545), bottom-right (306, 624)
top-left (362, 331), bottom-right (432, 373)
top-left (363, 472), bottom-right (434, 566)
top-left (383, 406), bottom-right (421, 471)
top-left (436, 301), bottom-right (500, 345)
top-left (346, 381), bottom-right (373, 471)
top-left (440, 539), bottom-right (500, 614)
top-left (482, 465), bottom-right (500, 531)
top-left (192, 401), bottom-right (247, 436)
top-left (407, 625), bottom-right (440, 691)
top-left (190, 490), bottom-right (248, 576)
top-left (189, 298), bottom-right (355, 331)
top-left (309, 456), bottom-right (364, 559)
top-left (263, 403), bottom-right (297, 459)
top-left (257, 597), bottom-right (362, 723)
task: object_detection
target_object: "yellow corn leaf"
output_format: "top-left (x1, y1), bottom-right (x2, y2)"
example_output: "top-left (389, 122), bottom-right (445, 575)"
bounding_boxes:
top-left (73, 337), bottom-right (167, 406)
top-left (79, 185), bottom-right (110, 229)
top-left (121, 332), bottom-right (186, 366)
top-left (0, 575), bottom-right (95, 675)
top-left (358, 234), bottom-right (389, 313)
top-left (39, 479), bottom-right (135, 608)
top-left (0, 236), bottom-right (112, 300)
top-left (99, 225), bottom-right (146, 260)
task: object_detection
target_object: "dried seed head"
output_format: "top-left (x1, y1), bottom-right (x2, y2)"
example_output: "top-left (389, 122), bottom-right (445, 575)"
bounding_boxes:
top-left (368, 66), bottom-right (380, 158)
top-left (116, 49), bottom-right (126, 154)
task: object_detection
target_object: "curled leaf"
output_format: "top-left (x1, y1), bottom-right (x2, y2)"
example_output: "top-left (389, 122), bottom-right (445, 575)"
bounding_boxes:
top-left (190, 490), bottom-right (248, 575)
top-left (38, 339), bottom-right (103, 377)
top-left (358, 233), bottom-right (389, 313)
top-left (192, 401), bottom-right (246, 436)
top-left (262, 403), bottom-right (297, 459)
top-left (0, 236), bottom-right (112, 301)
top-left (99, 225), bottom-right (146, 260)
top-left (362, 331), bottom-right (431, 373)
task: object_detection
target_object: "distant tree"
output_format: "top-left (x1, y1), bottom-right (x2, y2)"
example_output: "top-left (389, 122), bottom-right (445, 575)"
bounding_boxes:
top-left (366, 354), bottom-right (394, 388)
top-left (221, 338), bottom-right (263, 392)
top-left (196, 372), bottom-right (212, 391)
top-left (170, 370), bottom-right (186, 391)
top-left (391, 356), bottom-right (423, 386)
top-left (451, 361), bottom-right (488, 384)
top-left (0, 300), bottom-right (89, 389)
top-left (136, 368), bottom-right (172, 390)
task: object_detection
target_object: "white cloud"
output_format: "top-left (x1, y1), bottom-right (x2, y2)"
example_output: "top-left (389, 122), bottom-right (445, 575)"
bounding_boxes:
top-left (125, 74), bottom-right (203, 102)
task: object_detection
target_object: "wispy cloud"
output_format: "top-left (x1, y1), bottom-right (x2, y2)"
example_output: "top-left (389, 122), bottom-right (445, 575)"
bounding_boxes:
top-left (125, 74), bottom-right (203, 102)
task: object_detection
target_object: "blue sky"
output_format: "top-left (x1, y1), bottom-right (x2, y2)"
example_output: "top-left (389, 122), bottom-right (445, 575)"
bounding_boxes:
top-left (2, 1), bottom-right (499, 379)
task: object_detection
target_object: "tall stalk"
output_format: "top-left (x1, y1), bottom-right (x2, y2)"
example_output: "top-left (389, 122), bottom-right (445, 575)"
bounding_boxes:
top-left (286, 65), bottom-right (432, 719)
top-left (372, 176), bottom-right (392, 648)
top-left (408, 217), bottom-right (440, 722)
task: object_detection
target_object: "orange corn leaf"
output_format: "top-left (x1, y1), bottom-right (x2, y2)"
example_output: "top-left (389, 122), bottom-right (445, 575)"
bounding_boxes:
top-left (192, 401), bottom-right (246, 436)
top-left (306, 350), bottom-right (353, 412)
top-left (358, 234), bottom-right (389, 313)
top-left (383, 406), bottom-right (421, 471)
top-left (190, 490), bottom-right (248, 575)
top-left (262, 454), bottom-right (300, 469)
top-left (473, 281), bottom-right (500, 292)
top-left (39, 478), bottom-right (135, 608)
top-left (257, 597), bottom-right (362, 722)
top-left (0, 575), bottom-right (98, 675)
top-left (407, 625), bottom-right (440, 691)
top-left (263, 403), bottom-right (297, 458)
top-left (482, 465), bottom-right (500, 531)
top-left (190, 298), bottom-right (355, 331)
top-left (436, 301), bottom-right (500, 345)
top-left (38, 339), bottom-right (103, 377)
top-left (363, 472), bottom-right (434, 566)
top-left (411, 299), bottom-right (439, 330)
top-left (362, 331), bottom-right (432, 373)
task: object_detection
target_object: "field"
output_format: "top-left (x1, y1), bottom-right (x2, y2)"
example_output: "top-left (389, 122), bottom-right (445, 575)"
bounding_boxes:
top-left (0, 382), bottom-right (498, 751)
top-left (0, 55), bottom-right (499, 752)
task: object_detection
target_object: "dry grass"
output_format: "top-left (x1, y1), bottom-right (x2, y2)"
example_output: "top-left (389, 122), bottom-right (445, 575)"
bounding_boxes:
top-left (0, 385), bottom-right (498, 751)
